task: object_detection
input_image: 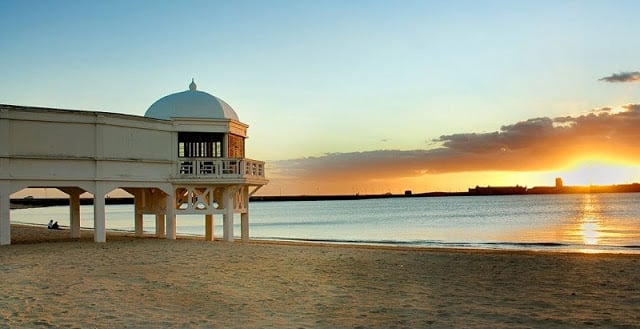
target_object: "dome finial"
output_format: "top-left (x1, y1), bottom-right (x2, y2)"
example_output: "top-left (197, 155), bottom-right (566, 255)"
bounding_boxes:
top-left (189, 78), bottom-right (197, 91)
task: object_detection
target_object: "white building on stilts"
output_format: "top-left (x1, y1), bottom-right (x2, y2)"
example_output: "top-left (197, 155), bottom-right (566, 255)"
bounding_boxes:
top-left (0, 80), bottom-right (268, 245)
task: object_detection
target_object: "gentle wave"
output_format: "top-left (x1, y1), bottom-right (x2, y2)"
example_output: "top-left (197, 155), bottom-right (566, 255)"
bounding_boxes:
top-left (251, 236), bottom-right (640, 254)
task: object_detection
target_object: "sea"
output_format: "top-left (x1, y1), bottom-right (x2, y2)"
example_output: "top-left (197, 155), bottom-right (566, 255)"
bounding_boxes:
top-left (10, 193), bottom-right (640, 253)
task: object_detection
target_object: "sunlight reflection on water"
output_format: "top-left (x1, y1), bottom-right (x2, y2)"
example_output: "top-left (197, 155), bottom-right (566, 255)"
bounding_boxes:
top-left (580, 194), bottom-right (600, 245)
top-left (581, 222), bottom-right (599, 245)
top-left (556, 193), bottom-right (640, 253)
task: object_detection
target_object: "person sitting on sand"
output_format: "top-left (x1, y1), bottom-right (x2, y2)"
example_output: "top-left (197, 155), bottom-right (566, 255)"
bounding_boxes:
top-left (48, 220), bottom-right (60, 230)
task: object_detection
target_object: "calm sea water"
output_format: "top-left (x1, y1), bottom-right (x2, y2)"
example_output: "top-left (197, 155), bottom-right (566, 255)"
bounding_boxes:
top-left (11, 193), bottom-right (640, 253)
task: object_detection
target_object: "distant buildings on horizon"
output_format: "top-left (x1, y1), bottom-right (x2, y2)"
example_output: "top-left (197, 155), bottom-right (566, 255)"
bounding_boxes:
top-left (468, 177), bottom-right (640, 196)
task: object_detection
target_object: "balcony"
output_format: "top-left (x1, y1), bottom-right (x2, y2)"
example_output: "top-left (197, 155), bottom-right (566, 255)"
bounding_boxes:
top-left (177, 158), bottom-right (265, 180)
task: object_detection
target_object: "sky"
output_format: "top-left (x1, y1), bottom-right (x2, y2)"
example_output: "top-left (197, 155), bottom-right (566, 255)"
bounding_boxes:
top-left (2, 0), bottom-right (640, 195)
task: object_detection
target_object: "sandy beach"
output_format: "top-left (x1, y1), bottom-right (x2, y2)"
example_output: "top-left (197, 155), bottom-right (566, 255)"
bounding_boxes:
top-left (1, 224), bottom-right (639, 328)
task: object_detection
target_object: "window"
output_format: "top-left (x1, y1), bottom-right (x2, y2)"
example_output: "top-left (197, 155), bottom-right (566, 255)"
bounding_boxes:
top-left (178, 132), bottom-right (223, 158)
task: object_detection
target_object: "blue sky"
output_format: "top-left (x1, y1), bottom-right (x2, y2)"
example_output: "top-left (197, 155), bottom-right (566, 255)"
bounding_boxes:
top-left (2, 0), bottom-right (640, 194)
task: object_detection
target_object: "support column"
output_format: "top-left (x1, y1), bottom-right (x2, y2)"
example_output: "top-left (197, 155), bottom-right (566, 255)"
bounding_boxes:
top-left (134, 213), bottom-right (143, 236)
top-left (0, 182), bottom-right (10, 246)
top-left (69, 191), bottom-right (81, 238)
top-left (155, 214), bottom-right (165, 237)
top-left (241, 213), bottom-right (249, 243)
top-left (134, 192), bottom-right (143, 237)
top-left (205, 214), bottom-right (214, 241)
top-left (222, 188), bottom-right (234, 242)
top-left (93, 184), bottom-right (107, 243)
top-left (223, 134), bottom-right (229, 157)
top-left (241, 186), bottom-right (249, 243)
top-left (166, 191), bottom-right (176, 240)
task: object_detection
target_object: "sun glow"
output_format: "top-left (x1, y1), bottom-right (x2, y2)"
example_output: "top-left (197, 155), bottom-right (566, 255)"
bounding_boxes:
top-left (558, 157), bottom-right (640, 186)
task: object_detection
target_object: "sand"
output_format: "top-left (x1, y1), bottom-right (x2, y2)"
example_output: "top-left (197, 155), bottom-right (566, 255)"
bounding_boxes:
top-left (1, 224), bottom-right (639, 328)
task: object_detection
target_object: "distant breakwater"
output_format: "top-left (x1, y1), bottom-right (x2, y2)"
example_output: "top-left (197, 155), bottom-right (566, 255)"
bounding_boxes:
top-left (10, 183), bottom-right (640, 209)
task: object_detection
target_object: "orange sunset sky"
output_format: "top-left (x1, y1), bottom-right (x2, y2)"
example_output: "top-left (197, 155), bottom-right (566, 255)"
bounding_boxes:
top-left (2, 1), bottom-right (639, 196)
top-left (265, 105), bottom-right (640, 195)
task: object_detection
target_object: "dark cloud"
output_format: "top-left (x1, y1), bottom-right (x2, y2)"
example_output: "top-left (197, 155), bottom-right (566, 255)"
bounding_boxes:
top-left (270, 104), bottom-right (640, 183)
top-left (599, 71), bottom-right (640, 83)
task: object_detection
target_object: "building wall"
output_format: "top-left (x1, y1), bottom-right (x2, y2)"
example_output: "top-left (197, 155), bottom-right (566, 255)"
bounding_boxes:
top-left (10, 120), bottom-right (96, 157)
top-left (101, 125), bottom-right (174, 161)
top-left (0, 106), bottom-right (177, 185)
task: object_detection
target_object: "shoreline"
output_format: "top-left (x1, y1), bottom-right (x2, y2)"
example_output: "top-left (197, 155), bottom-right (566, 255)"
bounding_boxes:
top-left (7, 223), bottom-right (639, 257)
top-left (7, 221), bottom-right (640, 265)
top-left (2, 224), bottom-right (639, 328)
top-left (9, 222), bottom-right (639, 255)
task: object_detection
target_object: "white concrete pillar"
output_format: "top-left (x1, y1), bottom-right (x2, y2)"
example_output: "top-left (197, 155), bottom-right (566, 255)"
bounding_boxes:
top-left (134, 192), bottom-right (143, 237)
top-left (223, 134), bottom-right (229, 157)
top-left (155, 214), bottom-right (165, 238)
top-left (223, 188), bottom-right (234, 242)
top-left (93, 184), bottom-right (107, 243)
top-left (241, 186), bottom-right (249, 243)
top-left (241, 213), bottom-right (249, 243)
top-left (69, 191), bottom-right (81, 238)
top-left (205, 214), bottom-right (214, 241)
top-left (0, 181), bottom-right (10, 246)
top-left (166, 191), bottom-right (176, 240)
top-left (223, 211), bottom-right (233, 242)
top-left (134, 213), bottom-right (143, 236)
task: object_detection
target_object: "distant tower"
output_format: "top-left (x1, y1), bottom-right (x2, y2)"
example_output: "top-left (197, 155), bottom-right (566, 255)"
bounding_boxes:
top-left (555, 177), bottom-right (563, 188)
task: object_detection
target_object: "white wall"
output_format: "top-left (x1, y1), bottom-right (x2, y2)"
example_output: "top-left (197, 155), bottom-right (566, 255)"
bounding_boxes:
top-left (0, 107), bottom-right (177, 183)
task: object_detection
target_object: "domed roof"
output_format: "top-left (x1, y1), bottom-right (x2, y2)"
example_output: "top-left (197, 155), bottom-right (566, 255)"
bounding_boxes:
top-left (145, 80), bottom-right (239, 121)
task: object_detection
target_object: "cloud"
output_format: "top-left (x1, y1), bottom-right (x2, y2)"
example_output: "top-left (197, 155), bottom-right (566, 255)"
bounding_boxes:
top-left (599, 71), bottom-right (640, 83)
top-left (269, 104), bottom-right (640, 185)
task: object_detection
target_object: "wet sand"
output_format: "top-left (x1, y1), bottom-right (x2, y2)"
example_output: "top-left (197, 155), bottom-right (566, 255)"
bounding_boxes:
top-left (1, 224), bottom-right (639, 328)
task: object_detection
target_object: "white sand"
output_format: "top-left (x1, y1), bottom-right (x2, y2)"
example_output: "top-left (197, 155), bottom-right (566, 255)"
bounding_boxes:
top-left (1, 224), bottom-right (639, 328)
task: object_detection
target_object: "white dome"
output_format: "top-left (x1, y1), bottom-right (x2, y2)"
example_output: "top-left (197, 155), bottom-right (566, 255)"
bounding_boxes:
top-left (145, 80), bottom-right (239, 120)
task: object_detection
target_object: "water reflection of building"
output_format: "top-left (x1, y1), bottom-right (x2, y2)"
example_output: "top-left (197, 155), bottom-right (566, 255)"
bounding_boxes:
top-left (0, 80), bottom-right (268, 246)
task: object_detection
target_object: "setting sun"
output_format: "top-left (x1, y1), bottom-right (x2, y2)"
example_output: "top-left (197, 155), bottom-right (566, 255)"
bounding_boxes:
top-left (557, 158), bottom-right (640, 187)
